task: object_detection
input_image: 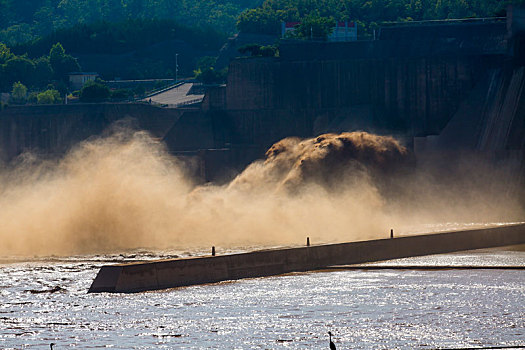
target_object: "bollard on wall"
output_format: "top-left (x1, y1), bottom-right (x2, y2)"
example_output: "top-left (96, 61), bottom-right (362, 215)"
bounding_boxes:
top-left (390, 229), bottom-right (394, 239)
top-left (212, 246), bottom-right (216, 256)
top-left (307, 237), bottom-right (310, 246)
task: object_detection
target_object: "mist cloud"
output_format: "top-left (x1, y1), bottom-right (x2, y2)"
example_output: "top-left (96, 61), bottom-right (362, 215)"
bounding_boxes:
top-left (0, 129), bottom-right (521, 257)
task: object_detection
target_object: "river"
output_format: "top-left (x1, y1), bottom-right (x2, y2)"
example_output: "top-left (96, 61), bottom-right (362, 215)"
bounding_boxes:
top-left (1, 247), bottom-right (524, 349)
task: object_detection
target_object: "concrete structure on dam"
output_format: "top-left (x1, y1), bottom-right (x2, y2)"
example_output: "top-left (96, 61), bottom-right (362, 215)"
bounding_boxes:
top-left (0, 13), bottom-right (524, 184)
top-left (0, 103), bottom-right (184, 161)
top-left (89, 224), bottom-right (525, 293)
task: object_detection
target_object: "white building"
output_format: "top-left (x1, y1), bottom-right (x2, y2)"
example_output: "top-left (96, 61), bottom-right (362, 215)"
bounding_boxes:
top-left (69, 72), bottom-right (99, 90)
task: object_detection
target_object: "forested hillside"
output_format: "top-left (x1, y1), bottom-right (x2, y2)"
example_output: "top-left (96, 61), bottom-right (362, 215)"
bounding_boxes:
top-left (0, 0), bottom-right (263, 82)
top-left (1, 0), bottom-right (523, 96)
top-left (0, 0), bottom-right (262, 45)
top-left (3, 19), bottom-right (225, 81)
top-left (13, 19), bottom-right (224, 57)
top-left (237, 0), bottom-right (522, 36)
top-left (0, 41), bottom-right (80, 103)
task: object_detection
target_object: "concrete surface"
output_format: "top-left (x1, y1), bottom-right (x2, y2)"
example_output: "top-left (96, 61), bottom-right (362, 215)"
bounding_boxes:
top-left (89, 223), bottom-right (525, 293)
top-left (142, 83), bottom-right (204, 107)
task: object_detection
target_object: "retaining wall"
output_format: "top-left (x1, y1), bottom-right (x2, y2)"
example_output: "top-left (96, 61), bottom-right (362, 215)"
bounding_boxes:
top-left (89, 223), bottom-right (525, 293)
top-left (0, 103), bottom-right (183, 161)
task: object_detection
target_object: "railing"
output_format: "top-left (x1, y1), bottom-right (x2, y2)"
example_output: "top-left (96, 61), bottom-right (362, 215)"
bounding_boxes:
top-left (172, 97), bottom-right (203, 108)
top-left (380, 16), bottom-right (506, 27)
top-left (140, 81), bottom-right (186, 100)
top-left (145, 97), bottom-right (203, 109)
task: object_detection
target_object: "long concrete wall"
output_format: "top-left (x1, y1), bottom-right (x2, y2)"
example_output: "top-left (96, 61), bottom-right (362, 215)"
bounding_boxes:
top-left (0, 103), bottom-right (183, 161)
top-left (89, 223), bottom-right (525, 293)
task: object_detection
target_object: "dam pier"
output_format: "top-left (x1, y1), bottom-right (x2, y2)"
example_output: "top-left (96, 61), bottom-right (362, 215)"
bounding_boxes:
top-left (89, 224), bottom-right (525, 293)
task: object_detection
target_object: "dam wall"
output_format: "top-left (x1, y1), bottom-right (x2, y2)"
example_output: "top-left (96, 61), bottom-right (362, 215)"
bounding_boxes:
top-left (0, 20), bottom-right (520, 183)
top-left (223, 55), bottom-right (499, 143)
top-left (414, 51), bottom-right (525, 196)
top-left (204, 20), bottom-right (509, 160)
top-left (0, 103), bottom-right (183, 161)
top-left (89, 224), bottom-right (525, 293)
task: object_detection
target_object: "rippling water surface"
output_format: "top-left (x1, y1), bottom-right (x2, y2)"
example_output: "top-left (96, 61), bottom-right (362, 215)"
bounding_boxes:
top-left (1, 248), bottom-right (524, 349)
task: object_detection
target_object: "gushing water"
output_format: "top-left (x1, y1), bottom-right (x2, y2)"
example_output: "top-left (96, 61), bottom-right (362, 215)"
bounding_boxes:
top-left (0, 129), bottom-right (522, 257)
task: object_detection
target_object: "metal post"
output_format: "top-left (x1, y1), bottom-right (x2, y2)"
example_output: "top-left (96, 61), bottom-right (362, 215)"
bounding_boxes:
top-left (175, 53), bottom-right (179, 82)
top-left (390, 229), bottom-right (394, 239)
top-left (307, 237), bottom-right (310, 247)
top-left (212, 246), bottom-right (215, 256)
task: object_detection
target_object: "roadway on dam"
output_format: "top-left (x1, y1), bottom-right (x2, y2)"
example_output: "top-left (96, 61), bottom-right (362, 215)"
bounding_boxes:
top-left (142, 82), bottom-right (204, 107)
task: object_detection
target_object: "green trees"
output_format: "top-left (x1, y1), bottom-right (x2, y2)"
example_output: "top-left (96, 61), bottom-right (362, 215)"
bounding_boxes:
top-left (236, 0), bottom-right (517, 37)
top-left (9, 19), bottom-right (227, 80)
top-left (48, 43), bottom-right (80, 81)
top-left (79, 80), bottom-right (111, 102)
top-left (237, 0), bottom-right (346, 34)
top-left (18, 19), bottom-right (226, 56)
top-left (238, 44), bottom-right (279, 56)
top-left (237, 8), bottom-right (282, 35)
top-left (110, 88), bottom-right (133, 101)
top-left (0, 0), bottom-right (263, 45)
top-left (0, 42), bottom-right (13, 63)
top-left (195, 67), bottom-right (228, 84)
top-left (11, 81), bottom-right (27, 103)
top-left (194, 56), bottom-right (228, 84)
top-left (1, 0), bottom-right (520, 47)
top-left (0, 41), bottom-right (80, 94)
top-left (3, 56), bottom-right (36, 87)
top-left (37, 89), bottom-right (60, 104)
top-left (34, 56), bottom-right (53, 84)
top-left (292, 15), bottom-right (335, 40)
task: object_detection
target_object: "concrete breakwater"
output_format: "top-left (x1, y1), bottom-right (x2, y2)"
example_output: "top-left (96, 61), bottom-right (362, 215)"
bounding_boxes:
top-left (89, 224), bottom-right (525, 293)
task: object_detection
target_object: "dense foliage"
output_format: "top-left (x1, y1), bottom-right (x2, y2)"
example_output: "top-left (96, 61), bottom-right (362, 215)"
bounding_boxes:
top-left (5, 18), bottom-right (228, 80)
top-left (79, 80), bottom-right (111, 102)
top-left (0, 0), bottom-right (263, 46)
top-left (238, 43), bottom-right (279, 56)
top-left (237, 0), bottom-right (523, 36)
top-left (0, 42), bottom-right (78, 92)
top-left (36, 89), bottom-right (61, 104)
top-left (291, 15), bottom-right (335, 40)
top-left (193, 56), bottom-right (228, 84)
top-left (10, 81), bottom-right (27, 103)
top-left (13, 19), bottom-right (225, 57)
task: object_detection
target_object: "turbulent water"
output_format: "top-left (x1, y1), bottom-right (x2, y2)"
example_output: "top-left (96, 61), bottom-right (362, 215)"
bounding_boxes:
top-left (1, 248), bottom-right (524, 349)
top-left (1, 130), bottom-right (524, 348)
top-left (2, 130), bottom-right (522, 257)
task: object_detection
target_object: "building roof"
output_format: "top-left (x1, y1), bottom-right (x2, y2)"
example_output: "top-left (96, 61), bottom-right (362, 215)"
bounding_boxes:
top-left (68, 72), bottom-right (99, 76)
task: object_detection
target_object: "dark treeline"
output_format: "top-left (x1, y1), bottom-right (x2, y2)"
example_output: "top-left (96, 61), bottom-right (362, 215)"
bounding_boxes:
top-left (0, 0), bottom-right (263, 45)
top-left (13, 19), bottom-right (226, 57)
top-left (4, 18), bottom-right (229, 81)
top-left (0, 41), bottom-right (79, 103)
top-left (237, 0), bottom-right (524, 36)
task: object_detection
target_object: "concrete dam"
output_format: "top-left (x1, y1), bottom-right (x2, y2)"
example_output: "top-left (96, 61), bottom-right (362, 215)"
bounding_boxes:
top-left (0, 13), bottom-right (525, 260)
top-left (1, 15), bottom-right (524, 184)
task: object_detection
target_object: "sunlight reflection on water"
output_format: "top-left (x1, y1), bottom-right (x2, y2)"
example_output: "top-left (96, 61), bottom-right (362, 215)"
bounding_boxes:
top-left (1, 222), bottom-right (524, 349)
top-left (0, 247), bottom-right (524, 349)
